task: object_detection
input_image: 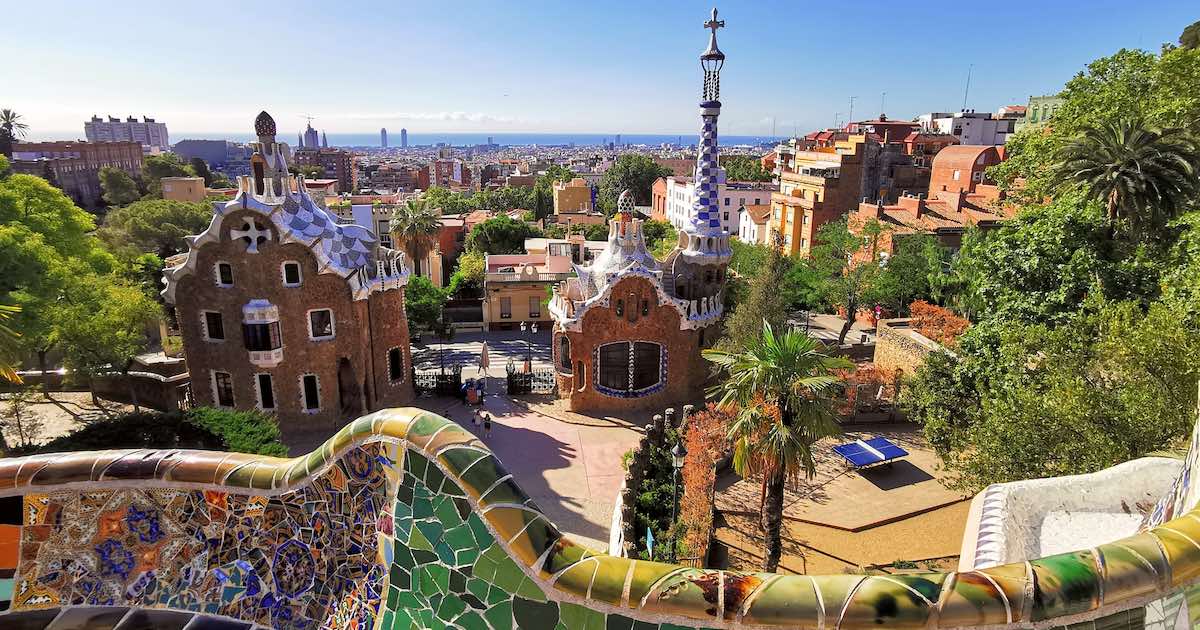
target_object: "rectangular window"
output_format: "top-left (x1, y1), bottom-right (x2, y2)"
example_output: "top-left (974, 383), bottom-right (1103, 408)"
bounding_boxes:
top-left (243, 321), bottom-right (281, 351)
top-left (204, 311), bottom-right (225, 340)
top-left (216, 263), bottom-right (233, 287)
top-left (257, 373), bottom-right (275, 410)
top-left (529, 295), bottom-right (541, 319)
top-left (724, 197), bottom-right (730, 206)
top-left (308, 309), bottom-right (335, 339)
top-left (282, 262), bottom-right (302, 286)
top-left (388, 347), bottom-right (404, 382)
top-left (632, 342), bottom-right (662, 390)
top-left (500, 297), bottom-right (512, 319)
top-left (302, 374), bottom-right (320, 411)
top-left (214, 371), bottom-right (234, 407)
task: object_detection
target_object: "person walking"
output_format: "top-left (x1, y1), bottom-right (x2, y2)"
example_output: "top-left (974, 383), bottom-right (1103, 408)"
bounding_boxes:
top-left (472, 409), bottom-right (482, 433)
top-left (478, 342), bottom-right (491, 376)
top-left (483, 413), bottom-right (492, 439)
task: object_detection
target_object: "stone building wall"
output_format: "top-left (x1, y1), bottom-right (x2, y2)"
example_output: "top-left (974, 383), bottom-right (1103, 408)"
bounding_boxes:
top-left (174, 208), bottom-right (413, 443)
top-left (554, 276), bottom-right (708, 413)
top-left (873, 318), bottom-right (942, 375)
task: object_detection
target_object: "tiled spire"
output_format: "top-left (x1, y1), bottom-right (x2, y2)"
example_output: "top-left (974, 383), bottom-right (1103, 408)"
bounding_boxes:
top-left (680, 8), bottom-right (731, 265)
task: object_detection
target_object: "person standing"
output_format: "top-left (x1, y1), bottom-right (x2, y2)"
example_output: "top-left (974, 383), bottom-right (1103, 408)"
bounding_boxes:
top-left (483, 413), bottom-right (492, 439)
top-left (472, 409), bottom-right (482, 433)
top-left (478, 342), bottom-right (490, 376)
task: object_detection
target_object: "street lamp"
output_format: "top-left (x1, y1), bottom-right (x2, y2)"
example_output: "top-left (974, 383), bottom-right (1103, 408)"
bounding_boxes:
top-left (519, 321), bottom-right (538, 373)
top-left (669, 439), bottom-right (688, 563)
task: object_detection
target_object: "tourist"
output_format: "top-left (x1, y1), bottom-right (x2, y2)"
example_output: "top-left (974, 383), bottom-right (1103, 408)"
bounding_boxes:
top-left (483, 413), bottom-right (492, 439)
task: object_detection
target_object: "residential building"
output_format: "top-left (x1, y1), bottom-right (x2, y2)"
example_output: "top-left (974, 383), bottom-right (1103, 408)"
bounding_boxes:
top-left (737, 204), bottom-right (771, 244)
top-left (173, 139), bottom-right (230, 166)
top-left (85, 115), bottom-right (169, 153)
top-left (161, 176), bottom-right (206, 202)
top-left (10, 140), bottom-right (143, 211)
top-left (849, 186), bottom-right (1011, 259)
top-left (552, 177), bottom-right (593, 214)
top-left (921, 110), bottom-right (1015, 145)
top-left (1015, 94), bottom-right (1065, 133)
top-left (294, 147), bottom-right (356, 193)
top-left (431, 158), bottom-right (472, 190)
top-left (549, 15), bottom-right (730, 413)
top-left (928, 145), bottom-right (1003, 194)
top-left (161, 111), bottom-right (413, 441)
top-left (482, 238), bottom-right (585, 331)
top-left (371, 164), bottom-right (428, 192)
top-left (652, 157), bottom-right (696, 177)
top-left (650, 177), bottom-right (668, 220)
top-left (661, 175), bottom-right (772, 234)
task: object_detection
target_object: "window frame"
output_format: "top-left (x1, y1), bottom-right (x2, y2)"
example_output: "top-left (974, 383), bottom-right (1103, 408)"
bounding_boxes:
top-left (300, 373), bottom-right (321, 413)
top-left (307, 308), bottom-right (336, 341)
top-left (499, 296), bottom-right (512, 319)
top-left (211, 370), bottom-right (235, 408)
top-left (215, 262), bottom-right (234, 287)
top-left (388, 346), bottom-right (405, 383)
top-left (255, 373), bottom-right (276, 411)
top-left (201, 310), bottom-right (225, 342)
top-left (592, 340), bottom-right (666, 398)
top-left (281, 261), bottom-right (303, 287)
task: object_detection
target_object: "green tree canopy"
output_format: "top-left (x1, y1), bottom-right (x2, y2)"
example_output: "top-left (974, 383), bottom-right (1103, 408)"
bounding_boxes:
top-left (98, 199), bottom-right (213, 258)
top-left (404, 275), bottom-right (448, 331)
top-left (389, 199), bottom-right (442, 277)
top-left (720, 155), bottom-right (772, 182)
top-left (98, 167), bottom-right (142, 207)
top-left (810, 218), bottom-right (884, 344)
top-left (422, 186), bottom-right (473, 215)
top-left (597, 154), bottom-right (671, 213)
top-left (142, 153), bottom-right (195, 197)
top-left (464, 215), bottom-right (542, 254)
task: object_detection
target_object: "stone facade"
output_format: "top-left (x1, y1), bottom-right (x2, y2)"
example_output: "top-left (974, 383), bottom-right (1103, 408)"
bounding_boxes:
top-left (872, 318), bottom-right (941, 375)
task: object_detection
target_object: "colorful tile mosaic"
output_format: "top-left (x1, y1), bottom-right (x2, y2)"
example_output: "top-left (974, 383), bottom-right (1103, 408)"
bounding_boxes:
top-left (0, 407), bottom-right (1199, 629)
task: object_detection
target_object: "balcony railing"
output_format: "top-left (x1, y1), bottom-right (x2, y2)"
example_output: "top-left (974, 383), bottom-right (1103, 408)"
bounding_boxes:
top-left (485, 271), bottom-right (573, 283)
top-left (248, 347), bottom-right (284, 368)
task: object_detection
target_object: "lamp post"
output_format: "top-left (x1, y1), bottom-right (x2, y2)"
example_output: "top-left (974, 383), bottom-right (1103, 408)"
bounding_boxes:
top-left (669, 440), bottom-right (688, 563)
top-left (519, 321), bottom-right (537, 373)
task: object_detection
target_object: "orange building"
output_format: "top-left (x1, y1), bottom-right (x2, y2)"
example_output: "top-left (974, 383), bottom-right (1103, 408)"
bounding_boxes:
top-left (928, 145), bottom-right (1003, 194)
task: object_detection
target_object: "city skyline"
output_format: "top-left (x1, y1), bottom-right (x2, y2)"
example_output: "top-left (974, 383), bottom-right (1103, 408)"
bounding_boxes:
top-left (6, 1), bottom-right (1196, 140)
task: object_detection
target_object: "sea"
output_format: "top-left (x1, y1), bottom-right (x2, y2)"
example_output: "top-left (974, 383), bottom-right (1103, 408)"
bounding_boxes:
top-left (167, 132), bottom-right (781, 149)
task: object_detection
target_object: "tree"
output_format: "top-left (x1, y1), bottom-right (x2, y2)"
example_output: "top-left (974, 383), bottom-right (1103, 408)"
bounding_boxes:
top-left (189, 157), bottom-right (215, 186)
top-left (1, 388), bottom-right (42, 451)
top-left (1055, 117), bottom-right (1200, 239)
top-left (142, 153), bottom-right (194, 197)
top-left (868, 235), bottom-right (947, 315)
top-left (209, 172), bottom-right (234, 189)
top-left (389, 199), bottom-right (442, 277)
top-left (446, 250), bottom-right (484, 298)
top-left (465, 215), bottom-right (543, 254)
top-left (404, 276), bottom-right (447, 331)
top-left (98, 199), bottom-right (213, 258)
top-left (287, 164), bottom-right (323, 179)
top-left (0, 304), bottom-right (20, 383)
top-left (98, 167), bottom-right (142, 207)
top-left (0, 109), bottom-right (29, 157)
top-left (704, 322), bottom-right (851, 572)
top-left (721, 236), bottom-right (792, 351)
top-left (422, 186), bottom-right (472, 215)
top-left (1182, 20), bottom-right (1200, 50)
top-left (597, 154), bottom-right (671, 213)
top-left (811, 218), bottom-right (882, 344)
top-left (720, 155), bottom-right (771, 182)
top-left (53, 276), bottom-right (161, 410)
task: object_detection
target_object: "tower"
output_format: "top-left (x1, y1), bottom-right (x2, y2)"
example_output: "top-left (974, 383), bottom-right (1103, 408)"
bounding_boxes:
top-left (321, 130), bottom-right (328, 148)
top-left (303, 121), bottom-right (319, 150)
top-left (401, 128), bottom-right (408, 148)
top-left (381, 128), bottom-right (388, 148)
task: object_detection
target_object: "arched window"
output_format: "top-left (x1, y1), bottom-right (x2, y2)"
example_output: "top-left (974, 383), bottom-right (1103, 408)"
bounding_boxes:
top-left (558, 336), bottom-right (572, 372)
top-left (594, 341), bottom-right (664, 397)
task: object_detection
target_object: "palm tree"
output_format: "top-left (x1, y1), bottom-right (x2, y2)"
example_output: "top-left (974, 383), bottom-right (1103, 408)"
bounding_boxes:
top-left (703, 322), bottom-right (852, 572)
top-left (389, 199), bottom-right (442, 277)
top-left (0, 109), bottom-right (28, 157)
top-left (0, 304), bottom-right (22, 384)
top-left (1055, 117), bottom-right (1200, 238)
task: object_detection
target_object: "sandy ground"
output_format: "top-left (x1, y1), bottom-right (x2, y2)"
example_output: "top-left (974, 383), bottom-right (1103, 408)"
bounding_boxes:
top-left (0, 391), bottom-right (132, 448)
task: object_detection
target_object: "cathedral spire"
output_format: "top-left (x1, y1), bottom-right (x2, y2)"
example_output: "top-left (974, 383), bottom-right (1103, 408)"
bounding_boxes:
top-left (678, 7), bottom-right (731, 265)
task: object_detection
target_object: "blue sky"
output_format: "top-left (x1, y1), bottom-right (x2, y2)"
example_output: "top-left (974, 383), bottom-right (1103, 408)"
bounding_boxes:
top-left (5, 0), bottom-right (1197, 139)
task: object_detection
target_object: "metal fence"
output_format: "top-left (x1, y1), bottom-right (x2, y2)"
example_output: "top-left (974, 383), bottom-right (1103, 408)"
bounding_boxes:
top-left (413, 365), bottom-right (464, 397)
top-left (505, 365), bottom-right (557, 395)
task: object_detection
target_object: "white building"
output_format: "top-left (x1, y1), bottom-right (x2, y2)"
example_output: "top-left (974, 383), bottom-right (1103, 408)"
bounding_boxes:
top-left (737, 204), bottom-right (771, 244)
top-left (84, 115), bottom-right (169, 153)
top-left (663, 174), bottom-right (772, 235)
top-left (918, 110), bottom-right (1014, 146)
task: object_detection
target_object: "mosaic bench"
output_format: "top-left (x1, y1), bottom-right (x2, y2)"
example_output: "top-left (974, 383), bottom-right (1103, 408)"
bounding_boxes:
top-left (0, 406), bottom-right (1197, 629)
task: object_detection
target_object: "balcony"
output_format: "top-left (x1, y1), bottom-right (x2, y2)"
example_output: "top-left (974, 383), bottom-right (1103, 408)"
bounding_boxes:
top-left (248, 347), bottom-right (284, 368)
top-left (485, 271), bottom-right (574, 283)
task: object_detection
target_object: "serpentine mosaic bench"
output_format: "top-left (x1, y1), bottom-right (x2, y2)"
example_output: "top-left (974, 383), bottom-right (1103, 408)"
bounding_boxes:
top-left (0, 406), bottom-right (1198, 629)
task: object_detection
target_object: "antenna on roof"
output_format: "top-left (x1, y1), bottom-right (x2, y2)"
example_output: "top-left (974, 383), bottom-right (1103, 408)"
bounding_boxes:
top-left (962, 64), bottom-right (973, 111)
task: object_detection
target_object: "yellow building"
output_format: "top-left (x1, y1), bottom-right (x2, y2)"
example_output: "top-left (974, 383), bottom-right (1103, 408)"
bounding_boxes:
top-left (768, 138), bottom-right (866, 256)
top-left (161, 176), bottom-right (206, 203)
top-left (552, 177), bottom-right (593, 215)
top-left (481, 236), bottom-right (602, 330)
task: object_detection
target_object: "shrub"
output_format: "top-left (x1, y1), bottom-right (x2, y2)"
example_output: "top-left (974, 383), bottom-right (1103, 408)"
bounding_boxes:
top-left (39, 407), bottom-right (287, 456)
top-left (187, 407), bottom-right (288, 456)
top-left (908, 300), bottom-right (970, 346)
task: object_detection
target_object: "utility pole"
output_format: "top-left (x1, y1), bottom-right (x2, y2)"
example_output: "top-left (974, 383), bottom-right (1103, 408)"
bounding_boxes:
top-left (848, 96), bottom-right (857, 126)
top-left (880, 92), bottom-right (887, 116)
top-left (962, 64), bottom-right (973, 111)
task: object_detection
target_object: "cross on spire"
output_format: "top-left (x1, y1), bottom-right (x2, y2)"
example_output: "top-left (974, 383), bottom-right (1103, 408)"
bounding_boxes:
top-left (704, 8), bottom-right (724, 36)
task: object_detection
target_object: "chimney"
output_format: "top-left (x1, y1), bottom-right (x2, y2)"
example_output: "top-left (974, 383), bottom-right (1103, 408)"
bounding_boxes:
top-left (875, 199), bottom-right (885, 219)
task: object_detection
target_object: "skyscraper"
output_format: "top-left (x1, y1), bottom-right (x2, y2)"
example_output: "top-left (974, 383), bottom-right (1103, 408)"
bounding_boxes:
top-left (321, 131), bottom-right (328, 148)
top-left (616, 133), bottom-right (621, 146)
top-left (303, 123), bottom-right (318, 150)
top-left (381, 128), bottom-right (388, 148)
top-left (401, 128), bottom-right (408, 148)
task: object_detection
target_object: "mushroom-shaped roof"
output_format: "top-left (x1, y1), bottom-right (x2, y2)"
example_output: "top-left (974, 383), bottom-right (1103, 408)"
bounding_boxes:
top-left (254, 111), bottom-right (276, 137)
